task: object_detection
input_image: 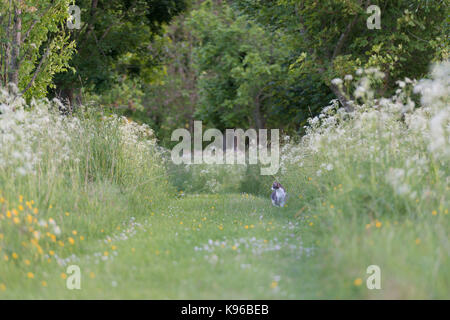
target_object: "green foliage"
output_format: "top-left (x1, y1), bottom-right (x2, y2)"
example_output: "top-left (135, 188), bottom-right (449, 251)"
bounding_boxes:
top-left (187, 1), bottom-right (291, 130)
top-left (53, 0), bottom-right (188, 102)
top-left (0, 0), bottom-right (76, 98)
top-left (233, 0), bottom-right (449, 100)
top-left (85, 77), bottom-right (145, 112)
top-left (119, 0), bottom-right (448, 145)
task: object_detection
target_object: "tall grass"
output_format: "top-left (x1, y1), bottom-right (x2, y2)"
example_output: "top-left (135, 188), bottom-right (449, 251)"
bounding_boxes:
top-left (0, 88), bottom-right (171, 270)
top-left (278, 62), bottom-right (449, 298)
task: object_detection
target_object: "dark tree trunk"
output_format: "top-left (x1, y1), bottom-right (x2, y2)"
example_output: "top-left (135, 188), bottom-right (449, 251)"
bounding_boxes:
top-left (8, 1), bottom-right (21, 88)
top-left (253, 95), bottom-right (265, 130)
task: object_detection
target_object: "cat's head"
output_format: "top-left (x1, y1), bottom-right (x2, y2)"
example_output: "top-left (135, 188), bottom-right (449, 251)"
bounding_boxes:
top-left (271, 182), bottom-right (282, 190)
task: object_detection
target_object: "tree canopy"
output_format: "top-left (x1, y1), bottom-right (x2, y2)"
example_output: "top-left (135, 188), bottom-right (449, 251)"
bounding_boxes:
top-left (1, 0), bottom-right (448, 143)
top-left (232, 0), bottom-right (449, 109)
top-left (0, 0), bottom-right (187, 102)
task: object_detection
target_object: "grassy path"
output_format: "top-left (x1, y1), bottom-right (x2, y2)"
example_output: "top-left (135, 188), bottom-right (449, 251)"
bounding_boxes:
top-left (2, 194), bottom-right (322, 299)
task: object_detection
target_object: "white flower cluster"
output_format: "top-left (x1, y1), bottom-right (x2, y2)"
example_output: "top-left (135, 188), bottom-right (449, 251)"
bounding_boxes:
top-left (118, 116), bottom-right (158, 160)
top-left (280, 61), bottom-right (449, 201)
top-left (0, 87), bottom-right (82, 176)
top-left (0, 87), bottom-right (164, 180)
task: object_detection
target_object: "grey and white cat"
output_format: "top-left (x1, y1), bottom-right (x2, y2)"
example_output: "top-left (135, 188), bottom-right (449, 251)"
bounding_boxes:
top-left (271, 182), bottom-right (287, 207)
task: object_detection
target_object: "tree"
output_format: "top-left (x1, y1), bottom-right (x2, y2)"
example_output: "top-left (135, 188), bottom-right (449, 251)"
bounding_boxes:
top-left (233, 0), bottom-right (449, 110)
top-left (139, 14), bottom-right (199, 146)
top-left (136, 0), bottom-right (333, 138)
top-left (187, 1), bottom-right (289, 130)
top-left (0, 0), bottom-right (75, 98)
top-left (52, 0), bottom-right (188, 106)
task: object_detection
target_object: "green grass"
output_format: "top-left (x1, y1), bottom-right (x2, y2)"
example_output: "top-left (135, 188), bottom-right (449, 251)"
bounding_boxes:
top-left (1, 71), bottom-right (448, 299)
top-left (3, 188), bottom-right (446, 299)
top-left (0, 193), bottom-right (324, 299)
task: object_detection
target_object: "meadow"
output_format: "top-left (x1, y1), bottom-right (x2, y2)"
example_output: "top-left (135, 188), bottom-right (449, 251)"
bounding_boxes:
top-left (0, 62), bottom-right (448, 299)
